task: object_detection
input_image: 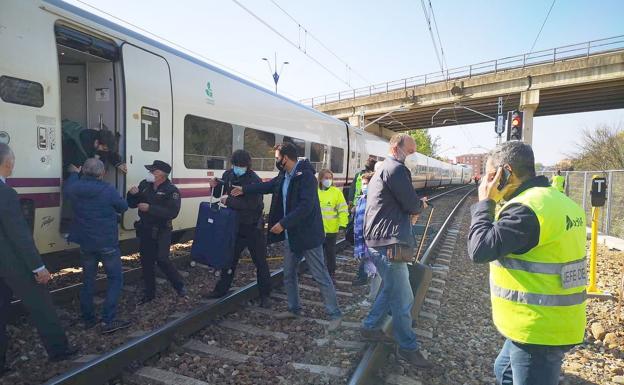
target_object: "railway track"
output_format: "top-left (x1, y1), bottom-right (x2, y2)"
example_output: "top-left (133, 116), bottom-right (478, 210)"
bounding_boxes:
top-left (4, 185), bottom-right (473, 385)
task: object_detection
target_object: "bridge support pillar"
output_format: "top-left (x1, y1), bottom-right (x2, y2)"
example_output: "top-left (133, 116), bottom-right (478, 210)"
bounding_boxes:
top-left (519, 90), bottom-right (540, 146)
top-left (348, 115), bottom-right (395, 140)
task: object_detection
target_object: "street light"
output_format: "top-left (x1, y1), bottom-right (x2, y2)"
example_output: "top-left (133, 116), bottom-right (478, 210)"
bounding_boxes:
top-left (262, 52), bottom-right (289, 93)
top-left (360, 105), bottom-right (410, 130)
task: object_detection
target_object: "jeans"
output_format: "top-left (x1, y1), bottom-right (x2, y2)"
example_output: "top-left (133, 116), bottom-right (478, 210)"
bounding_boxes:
top-left (283, 244), bottom-right (341, 318)
top-left (355, 259), bottom-right (367, 281)
top-left (362, 246), bottom-right (419, 351)
top-left (494, 339), bottom-right (570, 385)
top-left (80, 247), bottom-right (123, 325)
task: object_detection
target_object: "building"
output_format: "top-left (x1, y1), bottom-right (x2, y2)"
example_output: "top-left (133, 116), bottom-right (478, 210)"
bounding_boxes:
top-left (456, 153), bottom-right (487, 177)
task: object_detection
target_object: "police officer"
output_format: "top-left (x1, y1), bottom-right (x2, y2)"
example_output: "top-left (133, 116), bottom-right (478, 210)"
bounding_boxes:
top-left (127, 160), bottom-right (186, 304)
top-left (468, 142), bottom-right (586, 385)
top-left (551, 170), bottom-right (565, 193)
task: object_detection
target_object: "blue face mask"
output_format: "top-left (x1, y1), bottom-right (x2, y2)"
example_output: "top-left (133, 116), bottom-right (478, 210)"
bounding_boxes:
top-left (361, 184), bottom-right (368, 195)
top-left (232, 166), bottom-right (247, 177)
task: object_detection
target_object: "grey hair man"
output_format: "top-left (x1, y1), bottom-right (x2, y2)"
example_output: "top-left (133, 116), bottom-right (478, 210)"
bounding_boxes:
top-left (468, 141), bottom-right (586, 385)
top-left (0, 143), bottom-right (76, 373)
top-left (361, 133), bottom-right (431, 368)
top-left (64, 157), bottom-right (129, 334)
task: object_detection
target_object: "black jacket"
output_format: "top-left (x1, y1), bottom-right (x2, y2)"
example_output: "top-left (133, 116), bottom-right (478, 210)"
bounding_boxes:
top-left (63, 129), bottom-right (123, 169)
top-left (0, 180), bottom-right (44, 277)
top-left (214, 169), bottom-right (264, 225)
top-left (243, 160), bottom-right (325, 253)
top-left (127, 179), bottom-right (181, 230)
top-left (467, 176), bottom-right (547, 263)
top-left (365, 157), bottom-right (423, 248)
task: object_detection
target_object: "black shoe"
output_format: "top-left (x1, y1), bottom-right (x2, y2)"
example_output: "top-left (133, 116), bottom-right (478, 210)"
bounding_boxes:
top-left (204, 290), bottom-right (226, 299)
top-left (352, 276), bottom-right (369, 287)
top-left (138, 296), bottom-right (155, 305)
top-left (259, 296), bottom-right (272, 309)
top-left (48, 346), bottom-right (79, 362)
top-left (360, 327), bottom-right (395, 343)
top-left (396, 347), bottom-right (433, 369)
top-left (176, 287), bottom-right (188, 298)
top-left (101, 319), bottom-right (131, 334)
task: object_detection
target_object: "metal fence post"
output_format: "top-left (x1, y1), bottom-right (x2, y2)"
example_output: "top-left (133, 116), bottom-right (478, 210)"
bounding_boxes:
top-left (587, 42), bottom-right (591, 57)
top-left (469, 65), bottom-right (472, 77)
top-left (605, 171), bottom-right (614, 235)
top-left (553, 48), bottom-right (557, 63)
top-left (582, 172), bottom-right (588, 211)
top-left (424, 74), bottom-right (427, 86)
top-left (522, 54), bottom-right (526, 68)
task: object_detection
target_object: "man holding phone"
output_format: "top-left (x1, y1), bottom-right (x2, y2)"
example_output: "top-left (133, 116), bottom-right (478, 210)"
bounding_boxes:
top-left (468, 141), bottom-right (587, 385)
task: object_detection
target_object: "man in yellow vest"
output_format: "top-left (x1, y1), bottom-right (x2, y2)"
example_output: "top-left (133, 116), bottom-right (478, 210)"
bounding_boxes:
top-left (468, 141), bottom-right (586, 385)
top-left (551, 170), bottom-right (566, 193)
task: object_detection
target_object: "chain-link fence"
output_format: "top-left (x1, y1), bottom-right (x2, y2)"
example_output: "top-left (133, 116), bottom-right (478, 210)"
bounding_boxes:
top-left (539, 170), bottom-right (624, 239)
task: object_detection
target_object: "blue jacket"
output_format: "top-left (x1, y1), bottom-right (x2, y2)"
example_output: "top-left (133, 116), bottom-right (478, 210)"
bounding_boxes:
top-left (64, 173), bottom-right (128, 251)
top-left (244, 159), bottom-right (324, 253)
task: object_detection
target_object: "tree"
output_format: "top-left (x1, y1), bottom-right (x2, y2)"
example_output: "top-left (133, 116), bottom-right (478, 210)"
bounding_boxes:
top-left (408, 129), bottom-right (439, 157)
top-left (570, 123), bottom-right (624, 170)
top-left (534, 162), bottom-right (544, 172)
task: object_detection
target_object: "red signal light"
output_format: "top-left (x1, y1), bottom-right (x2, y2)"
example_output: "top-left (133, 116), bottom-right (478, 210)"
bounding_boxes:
top-left (512, 117), bottom-right (520, 126)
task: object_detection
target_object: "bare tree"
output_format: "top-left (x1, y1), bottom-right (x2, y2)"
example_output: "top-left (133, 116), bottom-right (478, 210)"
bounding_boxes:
top-left (570, 123), bottom-right (624, 170)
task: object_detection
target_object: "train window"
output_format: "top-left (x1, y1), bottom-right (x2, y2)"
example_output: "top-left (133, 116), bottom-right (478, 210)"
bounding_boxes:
top-left (310, 142), bottom-right (328, 172)
top-left (244, 127), bottom-right (275, 171)
top-left (330, 146), bottom-right (344, 173)
top-left (0, 76), bottom-right (44, 108)
top-left (184, 114), bottom-right (233, 169)
top-left (283, 136), bottom-right (305, 157)
top-left (141, 107), bottom-right (160, 152)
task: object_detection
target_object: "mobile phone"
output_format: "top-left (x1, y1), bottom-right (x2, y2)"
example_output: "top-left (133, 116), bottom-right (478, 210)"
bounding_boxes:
top-left (497, 166), bottom-right (511, 191)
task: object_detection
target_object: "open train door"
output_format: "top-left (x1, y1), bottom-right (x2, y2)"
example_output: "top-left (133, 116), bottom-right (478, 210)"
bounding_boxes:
top-left (121, 44), bottom-right (173, 230)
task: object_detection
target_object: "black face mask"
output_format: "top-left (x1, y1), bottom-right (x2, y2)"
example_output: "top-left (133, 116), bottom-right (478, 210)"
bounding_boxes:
top-left (275, 158), bottom-right (285, 172)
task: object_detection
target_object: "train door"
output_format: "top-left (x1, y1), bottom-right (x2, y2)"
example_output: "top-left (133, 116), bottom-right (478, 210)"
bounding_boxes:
top-left (121, 44), bottom-right (173, 229)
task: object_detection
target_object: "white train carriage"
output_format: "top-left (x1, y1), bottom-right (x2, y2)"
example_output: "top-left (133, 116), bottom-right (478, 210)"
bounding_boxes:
top-left (0, 0), bottom-right (468, 259)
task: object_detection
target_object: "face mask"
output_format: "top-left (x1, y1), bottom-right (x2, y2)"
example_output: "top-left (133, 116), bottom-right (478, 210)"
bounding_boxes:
top-left (361, 184), bottom-right (368, 194)
top-left (145, 172), bottom-right (156, 183)
top-left (275, 158), bottom-right (285, 172)
top-left (232, 166), bottom-right (247, 177)
top-left (322, 179), bottom-right (332, 188)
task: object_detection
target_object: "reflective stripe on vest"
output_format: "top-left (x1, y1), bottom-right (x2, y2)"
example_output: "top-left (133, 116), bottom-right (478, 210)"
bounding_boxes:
top-left (490, 185), bottom-right (586, 345)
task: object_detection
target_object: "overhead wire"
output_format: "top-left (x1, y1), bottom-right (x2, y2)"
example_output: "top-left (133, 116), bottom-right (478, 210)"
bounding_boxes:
top-left (231, 0), bottom-right (354, 89)
top-left (420, 0), bottom-right (445, 76)
top-left (529, 0), bottom-right (557, 54)
top-left (70, 0), bottom-right (302, 99)
top-left (268, 0), bottom-right (371, 85)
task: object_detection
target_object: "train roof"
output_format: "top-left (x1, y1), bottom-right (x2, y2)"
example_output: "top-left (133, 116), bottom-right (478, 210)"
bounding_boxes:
top-left (41, 0), bottom-right (343, 125)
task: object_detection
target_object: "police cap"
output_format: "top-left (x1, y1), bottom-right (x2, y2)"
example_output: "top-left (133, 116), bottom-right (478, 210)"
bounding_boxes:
top-left (145, 160), bottom-right (172, 174)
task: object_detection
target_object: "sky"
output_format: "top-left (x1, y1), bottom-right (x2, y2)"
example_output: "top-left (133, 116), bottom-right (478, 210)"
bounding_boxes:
top-left (65, 0), bottom-right (624, 165)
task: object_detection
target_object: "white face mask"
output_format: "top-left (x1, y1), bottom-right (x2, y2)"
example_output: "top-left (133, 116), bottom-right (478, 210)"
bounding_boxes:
top-left (361, 184), bottom-right (368, 194)
top-left (322, 179), bottom-right (332, 188)
top-left (145, 172), bottom-right (156, 183)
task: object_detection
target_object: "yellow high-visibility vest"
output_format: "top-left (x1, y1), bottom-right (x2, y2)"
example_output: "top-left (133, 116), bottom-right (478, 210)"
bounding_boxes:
top-left (318, 186), bottom-right (349, 234)
top-left (490, 186), bottom-right (587, 345)
top-left (551, 175), bottom-right (565, 193)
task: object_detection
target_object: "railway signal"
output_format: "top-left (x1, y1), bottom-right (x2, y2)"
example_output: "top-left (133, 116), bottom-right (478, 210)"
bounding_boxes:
top-left (506, 110), bottom-right (523, 141)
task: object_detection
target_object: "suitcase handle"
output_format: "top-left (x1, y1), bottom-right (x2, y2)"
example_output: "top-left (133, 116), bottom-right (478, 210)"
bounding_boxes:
top-left (209, 180), bottom-right (227, 211)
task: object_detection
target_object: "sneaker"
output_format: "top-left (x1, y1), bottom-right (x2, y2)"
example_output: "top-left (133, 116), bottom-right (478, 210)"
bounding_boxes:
top-left (358, 299), bottom-right (372, 308)
top-left (396, 347), bottom-right (433, 369)
top-left (360, 327), bottom-right (395, 343)
top-left (48, 346), bottom-right (79, 362)
top-left (101, 319), bottom-right (131, 334)
top-left (274, 311), bottom-right (299, 320)
top-left (327, 316), bottom-right (342, 332)
top-left (352, 276), bottom-right (369, 287)
top-left (204, 290), bottom-right (226, 299)
top-left (259, 296), bottom-right (272, 309)
top-left (138, 296), bottom-right (155, 305)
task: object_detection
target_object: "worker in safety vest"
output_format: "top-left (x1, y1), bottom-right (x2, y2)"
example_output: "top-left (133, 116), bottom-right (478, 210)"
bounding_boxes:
top-left (317, 169), bottom-right (349, 277)
top-left (468, 141), bottom-right (586, 385)
top-left (551, 170), bottom-right (566, 193)
top-left (348, 157), bottom-right (376, 209)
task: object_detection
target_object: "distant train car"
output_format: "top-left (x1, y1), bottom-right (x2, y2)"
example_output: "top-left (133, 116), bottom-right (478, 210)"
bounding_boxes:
top-left (0, 0), bottom-right (469, 258)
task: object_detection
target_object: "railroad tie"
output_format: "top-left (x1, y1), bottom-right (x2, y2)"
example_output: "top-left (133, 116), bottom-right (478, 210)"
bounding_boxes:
top-left (290, 363), bottom-right (349, 378)
top-left (183, 340), bottom-right (250, 363)
top-left (219, 319), bottom-right (288, 340)
top-left (128, 366), bottom-right (209, 385)
top-left (386, 373), bottom-right (424, 385)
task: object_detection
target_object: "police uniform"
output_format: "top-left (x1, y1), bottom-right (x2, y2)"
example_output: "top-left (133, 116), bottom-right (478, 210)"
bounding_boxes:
top-left (127, 161), bottom-right (185, 302)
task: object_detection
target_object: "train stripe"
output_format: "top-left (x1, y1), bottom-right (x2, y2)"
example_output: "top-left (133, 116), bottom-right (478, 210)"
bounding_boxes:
top-left (7, 178), bottom-right (61, 187)
top-left (17, 192), bottom-right (60, 208)
top-left (179, 187), bottom-right (213, 199)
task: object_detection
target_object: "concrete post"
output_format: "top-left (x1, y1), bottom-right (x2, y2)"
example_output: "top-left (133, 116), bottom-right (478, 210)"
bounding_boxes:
top-left (519, 90), bottom-right (540, 146)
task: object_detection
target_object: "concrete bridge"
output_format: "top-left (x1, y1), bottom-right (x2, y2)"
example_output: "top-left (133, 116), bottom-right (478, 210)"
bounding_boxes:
top-left (302, 36), bottom-right (624, 145)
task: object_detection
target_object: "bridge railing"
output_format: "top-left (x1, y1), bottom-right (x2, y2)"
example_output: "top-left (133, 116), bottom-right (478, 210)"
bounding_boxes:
top-left (538, 170), bottom-right (624, 239)
top-left (301, 35), bottom-right (624, 107)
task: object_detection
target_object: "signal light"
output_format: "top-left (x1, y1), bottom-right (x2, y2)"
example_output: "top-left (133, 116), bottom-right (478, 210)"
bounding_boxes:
top-left (506, 110), bottom-right (524, 141)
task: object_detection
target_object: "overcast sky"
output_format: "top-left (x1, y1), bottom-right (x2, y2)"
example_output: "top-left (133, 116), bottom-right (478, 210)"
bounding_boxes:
top-left (66, 0), bottom-right (624, 165)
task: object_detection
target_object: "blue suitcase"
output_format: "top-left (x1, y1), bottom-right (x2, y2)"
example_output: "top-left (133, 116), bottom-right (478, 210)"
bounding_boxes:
top-left (191, 198), bottom-right (239, 269)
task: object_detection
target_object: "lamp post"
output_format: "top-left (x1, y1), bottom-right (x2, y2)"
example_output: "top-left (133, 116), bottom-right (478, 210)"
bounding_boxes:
top-left (262, 52), bottom-right (289, 93)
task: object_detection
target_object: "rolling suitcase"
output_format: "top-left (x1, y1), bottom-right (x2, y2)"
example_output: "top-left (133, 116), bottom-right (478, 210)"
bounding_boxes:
top-left (191, 185), bottom-right (239, 269)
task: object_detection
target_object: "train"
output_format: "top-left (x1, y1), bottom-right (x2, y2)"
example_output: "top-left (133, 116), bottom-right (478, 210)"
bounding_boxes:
top-left (0, 0), bottom-right (473, 258)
